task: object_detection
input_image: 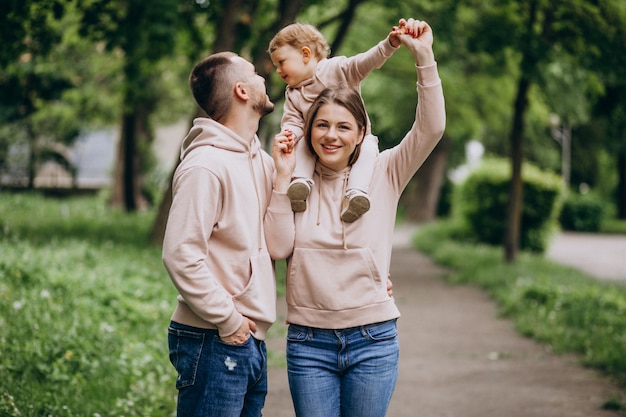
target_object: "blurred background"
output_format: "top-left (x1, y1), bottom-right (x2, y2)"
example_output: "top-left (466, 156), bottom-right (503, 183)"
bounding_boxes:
top-left (2, 0), bottom-right (625, 248)
top-left (2, 1), bottom-right (626, 415)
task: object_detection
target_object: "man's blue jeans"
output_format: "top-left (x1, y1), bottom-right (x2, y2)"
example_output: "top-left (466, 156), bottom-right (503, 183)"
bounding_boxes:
top-left (286, 319), bottom-right (399, 417)
top-left (167, 321), bottom-right (267, 417)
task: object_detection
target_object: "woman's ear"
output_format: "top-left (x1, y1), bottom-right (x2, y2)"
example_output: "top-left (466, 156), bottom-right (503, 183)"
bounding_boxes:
top-left (358, 127), bottom-right (366, 144)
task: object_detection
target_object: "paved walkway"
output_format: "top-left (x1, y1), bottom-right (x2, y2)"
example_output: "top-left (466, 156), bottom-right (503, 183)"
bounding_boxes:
top-left (263, 226), bottom-right (626, 417)
top-left (546, 232), bottom-right (626, 281)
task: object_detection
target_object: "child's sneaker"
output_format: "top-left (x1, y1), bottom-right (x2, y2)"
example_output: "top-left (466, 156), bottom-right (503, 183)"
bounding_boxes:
top-left (287, 178), bottom-right (312, 212)
top-left (341, 189), bottom-right (370, 223)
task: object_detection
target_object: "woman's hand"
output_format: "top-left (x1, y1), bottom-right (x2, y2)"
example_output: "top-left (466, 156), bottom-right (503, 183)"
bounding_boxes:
top-left (272, 129), bottom-right (297, 192)
top-left (392, 18), bottom-right (435, 67)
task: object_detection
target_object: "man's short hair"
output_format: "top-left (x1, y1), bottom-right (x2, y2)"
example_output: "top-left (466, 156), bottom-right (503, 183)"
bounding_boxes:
top-left (189, 51), bottom-right (239, 121)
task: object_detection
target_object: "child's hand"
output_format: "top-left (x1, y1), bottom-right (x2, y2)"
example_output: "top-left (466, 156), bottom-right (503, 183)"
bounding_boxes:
top-left (390, 18), bottom-right (407, 45)
top-left (389, 27), bottom-right (402, 48)
top-left (390, 18), bottom-right (412, 47)
top-left (274, 129), bottom-right (295, 154)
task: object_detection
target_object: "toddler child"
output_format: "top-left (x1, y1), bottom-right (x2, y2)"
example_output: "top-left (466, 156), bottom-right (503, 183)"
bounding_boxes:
top-left (268, 22), bottom-right (402, 222)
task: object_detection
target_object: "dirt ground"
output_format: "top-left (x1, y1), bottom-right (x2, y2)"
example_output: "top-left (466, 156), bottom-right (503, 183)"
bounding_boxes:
top-left (262, 228), bottom-right (626, 417)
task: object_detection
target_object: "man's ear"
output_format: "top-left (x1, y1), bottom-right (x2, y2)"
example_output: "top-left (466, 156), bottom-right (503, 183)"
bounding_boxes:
top-left (302, 46), bottom-right (312, 64)
top-left (234, 82), bottom-right (249, 101)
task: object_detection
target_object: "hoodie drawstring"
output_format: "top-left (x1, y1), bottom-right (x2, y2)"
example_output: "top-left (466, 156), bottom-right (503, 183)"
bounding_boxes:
top-left (316, 172), bottom-right (323, 226)
top-left (250, 152), bottom-right (264, 251)
top-left (341, 171), bottom-right (348, 249)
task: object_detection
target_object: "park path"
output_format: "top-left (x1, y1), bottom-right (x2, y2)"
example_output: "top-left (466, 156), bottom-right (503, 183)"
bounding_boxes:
top-left (263, 225), bottom-right (625, 417)
top-left (546, 231), bottom-right (626, 281)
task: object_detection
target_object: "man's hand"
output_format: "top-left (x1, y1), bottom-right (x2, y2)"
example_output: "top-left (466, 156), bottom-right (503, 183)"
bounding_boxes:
top-left (220, 317), bottom-right (257, 345)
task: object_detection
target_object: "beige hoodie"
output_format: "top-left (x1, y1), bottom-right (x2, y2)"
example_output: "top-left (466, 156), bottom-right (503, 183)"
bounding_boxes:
top-left (163, 118), bottom-right (276, 340)
top-left (265, 63), bottom-right (445, 329)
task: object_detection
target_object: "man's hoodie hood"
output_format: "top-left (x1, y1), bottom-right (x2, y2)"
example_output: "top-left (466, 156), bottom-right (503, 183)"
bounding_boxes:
top-left (180, 117), bottom-right (262, 159)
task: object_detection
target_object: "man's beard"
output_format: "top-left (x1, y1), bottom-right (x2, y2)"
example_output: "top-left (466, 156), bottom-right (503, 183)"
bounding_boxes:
top-left (254, 94), bottom-right (274, 117)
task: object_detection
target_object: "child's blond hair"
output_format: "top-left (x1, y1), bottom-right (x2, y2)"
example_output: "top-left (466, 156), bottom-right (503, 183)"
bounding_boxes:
top-left (268, 23), bottom-right (330, 61)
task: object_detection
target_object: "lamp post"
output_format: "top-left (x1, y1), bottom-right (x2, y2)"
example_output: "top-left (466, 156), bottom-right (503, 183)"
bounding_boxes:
top-left (549, 113), bottom-right (571, 192)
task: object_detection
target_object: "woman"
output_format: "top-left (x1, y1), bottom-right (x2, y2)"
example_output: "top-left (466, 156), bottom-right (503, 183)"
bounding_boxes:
top-left (267, 18), bottom-right (446, 417)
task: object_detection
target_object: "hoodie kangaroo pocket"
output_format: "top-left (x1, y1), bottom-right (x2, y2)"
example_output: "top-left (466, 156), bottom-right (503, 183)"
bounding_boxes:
top-left (287, 247), bottom-right (387, 311)
top-left (232, 251), bottom-right (277, 323)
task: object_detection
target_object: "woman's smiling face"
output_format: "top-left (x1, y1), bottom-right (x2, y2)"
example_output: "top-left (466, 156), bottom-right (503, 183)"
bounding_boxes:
top-left (310, 103), bottom-right (365, 171)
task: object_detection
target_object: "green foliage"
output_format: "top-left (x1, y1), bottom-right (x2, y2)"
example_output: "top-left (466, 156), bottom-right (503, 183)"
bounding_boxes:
top-left (559, 192), bottom-right (608, 232)
top-left (0, 0), bottom-right (70, 66)
top-left (602, 219), bottom-right (626, 235)
top-left (454, 157), bottom-right (563, 252)
top-left (414, 220), bottom-right (626, 388)
top-left (0, 193), bottom-right (177, 415)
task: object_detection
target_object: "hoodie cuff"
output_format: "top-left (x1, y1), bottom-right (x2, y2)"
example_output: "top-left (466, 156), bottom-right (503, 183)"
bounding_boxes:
top-left (218, 309), bottom-right (244, 338)
top-left (416, 62), bottom-right (440, 87)
top-left (381, 37), bottom-right (400, 56)
top-left (269, 189), bottom-right (294, 212)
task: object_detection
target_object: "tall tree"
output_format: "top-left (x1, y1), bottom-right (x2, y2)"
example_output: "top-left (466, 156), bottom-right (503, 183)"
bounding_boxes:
top-left (592, 1), bottom-right (626, 219)
top-left (465, 0), bottom-right (614, 262)
top-left (78, 0), bottom-right (195, 211)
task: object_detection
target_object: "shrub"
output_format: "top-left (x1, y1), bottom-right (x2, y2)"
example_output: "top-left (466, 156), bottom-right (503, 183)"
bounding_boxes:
top-left (559, 192), bottom-right (607, 232)
top-left (454, 157), bottom-right (563, 253)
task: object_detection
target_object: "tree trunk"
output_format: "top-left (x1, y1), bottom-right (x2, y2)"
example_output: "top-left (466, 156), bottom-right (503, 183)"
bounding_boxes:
top-left (504, 75), bottom-right (531, 263)
top-left (328, 0), bottom-right (367, 55)
top-left (150, 151), bottom-right (178, 245)
top-left (402, 134), bottom-right (451, 222)
top-left (110, 106), bottom-right (150, 211)
top-left (617, 147), bottom-right (626, 219)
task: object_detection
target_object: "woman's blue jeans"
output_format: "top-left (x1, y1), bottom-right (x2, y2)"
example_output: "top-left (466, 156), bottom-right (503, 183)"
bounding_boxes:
top-left (286, 319), bottom-right (399, 417)
top-left (167, 321), bottom-right (267, 417)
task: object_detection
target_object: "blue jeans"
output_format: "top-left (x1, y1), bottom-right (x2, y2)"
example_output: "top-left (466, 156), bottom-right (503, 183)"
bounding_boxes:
top-left (286, 319), bottom-right (399, 417)
top-left (167, 321), bottom-right (268, 417)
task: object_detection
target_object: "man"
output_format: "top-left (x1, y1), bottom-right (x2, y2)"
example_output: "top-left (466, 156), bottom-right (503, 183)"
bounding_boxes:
top-left (162, 52), bottom-right (277, 417)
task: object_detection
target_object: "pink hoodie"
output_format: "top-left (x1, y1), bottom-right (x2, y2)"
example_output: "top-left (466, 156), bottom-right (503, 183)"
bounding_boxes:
top-left (265, 63), bottom-right (445, 329)
top-left (163, 118), bottom-right (276, 340)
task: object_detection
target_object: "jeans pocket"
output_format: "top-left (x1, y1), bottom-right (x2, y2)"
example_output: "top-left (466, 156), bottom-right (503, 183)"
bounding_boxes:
top-left (286, 324), bottom-right (311, 342)
top-left (168, 325), bottom-right (205, 389)
top-left (364, 320), bottom-right (398, 342)
top-left (214, 333), bottom-right (254, 347)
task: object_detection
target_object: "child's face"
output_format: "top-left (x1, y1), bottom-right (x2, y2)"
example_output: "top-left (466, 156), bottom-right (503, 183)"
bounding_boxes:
top-left (270, 45), bottom-right (311, 87)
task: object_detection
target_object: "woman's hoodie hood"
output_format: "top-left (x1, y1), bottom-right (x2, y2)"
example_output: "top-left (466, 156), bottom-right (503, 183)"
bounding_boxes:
top-left (181, 117), bottom-right (262, 159)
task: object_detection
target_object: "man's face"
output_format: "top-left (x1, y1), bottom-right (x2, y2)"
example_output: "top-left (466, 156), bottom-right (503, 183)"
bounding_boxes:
top-left (235, 57), bottom-right (274, 116)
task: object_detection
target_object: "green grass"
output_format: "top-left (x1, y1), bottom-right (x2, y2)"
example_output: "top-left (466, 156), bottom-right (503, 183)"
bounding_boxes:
top-left (413, 220), bottom-right (626, 396)
top-left (0, 191), bottom-right (293, 416)
top-left (602, 218), bottom-right (626, 234)
top-left (3, 192), bottom-right (624, 414)
top-left (0, 192), bottom-right (177, 416)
